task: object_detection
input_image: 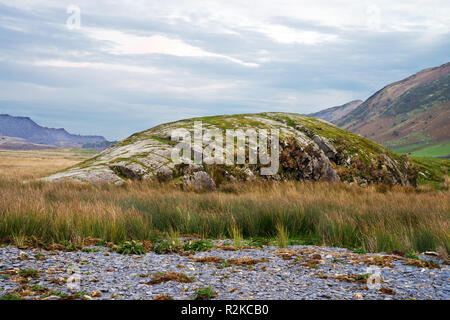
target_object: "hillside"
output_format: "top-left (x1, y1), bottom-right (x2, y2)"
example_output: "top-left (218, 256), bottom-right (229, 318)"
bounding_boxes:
top-left (0, 135), bottom-right (56, 150)
top-left (308, 100), bottom-right (363, 123)
top-left (0, 114), bottom-right (109, 150)
top-left (45, 112), bottom-right (419, 187)
top-left (336, 63), bottom-right (450, 158)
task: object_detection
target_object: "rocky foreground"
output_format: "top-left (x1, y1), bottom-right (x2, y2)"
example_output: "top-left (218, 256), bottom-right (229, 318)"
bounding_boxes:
top-left (0, 241), bottom-right (448, 300)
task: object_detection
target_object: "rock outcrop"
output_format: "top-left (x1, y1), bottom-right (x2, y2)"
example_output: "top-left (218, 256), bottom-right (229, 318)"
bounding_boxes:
top-left (43, 112), bottom-right (418, 188)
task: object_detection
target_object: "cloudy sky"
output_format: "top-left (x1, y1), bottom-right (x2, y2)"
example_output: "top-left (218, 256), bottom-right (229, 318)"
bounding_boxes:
top-left (0, 0), bottom-right (449, 140)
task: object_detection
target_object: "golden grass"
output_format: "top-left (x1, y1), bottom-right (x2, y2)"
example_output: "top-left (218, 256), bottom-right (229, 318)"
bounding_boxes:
top-left (191, 256), bottom-right (224, 264)
top-left (226, 257), bottom-right (267, 266)
top-left (0, 149), bottom-right (449, 254)
top-left (0, 149), bottom-right (92, 179)
top-left (147, 272), bottom-right (194, 285)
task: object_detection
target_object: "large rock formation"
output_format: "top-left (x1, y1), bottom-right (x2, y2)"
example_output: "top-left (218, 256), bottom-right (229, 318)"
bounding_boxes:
top-left (44, 112), bottom-right (418, 188)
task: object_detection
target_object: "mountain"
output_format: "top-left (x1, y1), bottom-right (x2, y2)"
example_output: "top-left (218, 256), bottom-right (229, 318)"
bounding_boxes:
top-left (308, 100), bottom-right (363, 123)
top-left (44, 112), bottom-right (418, 188)
top-left (0, 114), bottom-right (109, 150)
top-left (335, 62), bottom-right (450, 158)
top-left (0, 135), bottom-right (56, 150)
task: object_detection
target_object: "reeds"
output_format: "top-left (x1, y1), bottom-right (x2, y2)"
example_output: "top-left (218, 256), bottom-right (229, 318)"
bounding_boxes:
top-left (0, 153), bottom-right (448, 253)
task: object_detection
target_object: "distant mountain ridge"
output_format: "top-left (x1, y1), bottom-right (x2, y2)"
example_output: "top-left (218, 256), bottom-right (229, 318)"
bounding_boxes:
top-left (312, 62), bottom-right (450, 158)
top-left (308, 100), bottom-right (363, 123)
top-left (0, 114), bottom-right (110, 150)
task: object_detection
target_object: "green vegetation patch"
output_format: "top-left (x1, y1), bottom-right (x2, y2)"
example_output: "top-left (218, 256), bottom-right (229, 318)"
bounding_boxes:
top-left (183, 239), bottom-right (214, 252)
top-left (413, 157), bottom-right (449, 186)
top-left (154, 239), bottom-right (183, 254)
top-left (115, 241), bottom-right (146, 255)
top-left (18, 269), bottom-right (39, 279)
top-left (194, 286), bottom-right (218, 300)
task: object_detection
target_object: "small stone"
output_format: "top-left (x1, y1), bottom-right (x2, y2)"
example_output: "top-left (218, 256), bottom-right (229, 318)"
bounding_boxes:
top-left (354, 293), bottom-right (363, 299)
top-left (91, 291), bottom-right (102, 297)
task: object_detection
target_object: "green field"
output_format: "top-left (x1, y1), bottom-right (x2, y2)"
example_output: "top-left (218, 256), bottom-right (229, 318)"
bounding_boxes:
top-left (413, 157), bottom-right (450, 187)
top-left (389, 140), bottom-right (450, 158)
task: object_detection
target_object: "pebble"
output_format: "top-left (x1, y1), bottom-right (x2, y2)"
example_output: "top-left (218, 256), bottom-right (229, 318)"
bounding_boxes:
top-left (0, 244), bottom-right (448, 300)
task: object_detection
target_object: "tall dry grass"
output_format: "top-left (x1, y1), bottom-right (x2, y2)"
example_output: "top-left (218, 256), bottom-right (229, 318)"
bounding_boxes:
top-left (0, 150), bottom-right (449, 253)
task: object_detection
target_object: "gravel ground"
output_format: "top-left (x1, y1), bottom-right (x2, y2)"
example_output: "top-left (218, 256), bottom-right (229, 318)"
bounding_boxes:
top-left (0, 242), bottom-right (448, 300)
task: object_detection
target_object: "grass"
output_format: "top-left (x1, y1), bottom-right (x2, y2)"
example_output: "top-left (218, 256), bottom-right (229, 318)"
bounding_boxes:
top-left (275, 223), bottom-right (289, 248)
top-left (411, 141), bottom-right (450, 158)
top-left (0, 149), bottom-right (92, 180)
top-left (0, 149), bottom-right (449, 254)
top-left (413, 157), bottom-right (449, 187)
top-left (0, 294), bottom-right (22, 300)
top-left (390, 140), bottom-right (450, 158)
top-left (230, 226), bottom-right (244, 249)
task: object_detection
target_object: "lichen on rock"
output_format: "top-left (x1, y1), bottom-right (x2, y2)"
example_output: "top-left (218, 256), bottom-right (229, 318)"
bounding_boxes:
top-left (43, 112), bottom-right (418, 188)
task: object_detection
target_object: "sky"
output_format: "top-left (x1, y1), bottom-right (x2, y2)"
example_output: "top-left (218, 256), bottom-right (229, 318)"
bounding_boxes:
top-left (0, 0), bottom-right (449, 140)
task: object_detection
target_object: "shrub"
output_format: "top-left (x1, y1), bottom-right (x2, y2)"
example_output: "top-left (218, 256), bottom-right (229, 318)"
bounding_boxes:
top-left (352, 247), bottom-right (367, 254)
top-left (247, 237), bottom-right (268, 248)
top-left (355, 273), bottom-right (370, 281)
top-left (195, 286), bottom-right (218, 300)
top-left (183, 239), bottom-right (214, 252)
top-left (154, 239), bottom-right (182, 254)
top-left (115, 241), bottom-right (146, 255)
top-left (18, 269), bottom-right (39, 279)
top-left (405, 251), bottom-right (419, 260)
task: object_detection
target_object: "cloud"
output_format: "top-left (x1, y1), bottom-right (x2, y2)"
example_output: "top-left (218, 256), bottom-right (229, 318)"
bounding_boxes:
top-left (85, 28), bottom-right (259, 67)
top-left (0, 0), bottom-right (449, 140)
top-left (33, 59), bottom-right (161, 75)
top-left (255, 24), bottom-right (338, 45)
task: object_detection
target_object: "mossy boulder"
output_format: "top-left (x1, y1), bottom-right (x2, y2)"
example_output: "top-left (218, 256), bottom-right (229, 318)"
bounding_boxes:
top-left (44, 112), bottom-right (418, 188)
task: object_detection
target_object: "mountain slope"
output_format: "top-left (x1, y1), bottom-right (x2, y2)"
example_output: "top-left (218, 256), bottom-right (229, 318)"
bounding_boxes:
top-left (0, 135), bottom-right (56, 150)
top-left (0, 114), bottom-right (108, 149)
top-left (336, 62), bottom-right (450, 157)
top-left (45, 112), bottom-right (418, 187)
top-left (309, 100), bottom-right (363, 123)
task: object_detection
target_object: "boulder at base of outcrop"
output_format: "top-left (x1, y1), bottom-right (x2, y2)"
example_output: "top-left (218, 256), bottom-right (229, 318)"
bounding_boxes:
top-left (279, 139), bottom-right (340, 182)
top-left (182, 171), bottom-right (216, 191)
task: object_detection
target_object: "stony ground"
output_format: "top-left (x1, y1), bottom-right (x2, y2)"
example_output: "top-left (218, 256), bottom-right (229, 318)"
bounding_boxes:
top-left (0, 241), bottom-right (448, 300)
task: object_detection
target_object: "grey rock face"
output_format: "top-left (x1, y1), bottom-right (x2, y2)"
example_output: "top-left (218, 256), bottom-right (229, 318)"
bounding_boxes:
top-left (110, 162), bottom-right (147, 180)
top-left (312, 135), bottom-right (338, 160)
top-left (155, 166), bottom-right (173, 182)
top-left (314, 149), bottom-right (340, 182)
top-left (182, 171), bottom-right (216, 191)
top-left (279, 140), bottom-right (339, 182)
